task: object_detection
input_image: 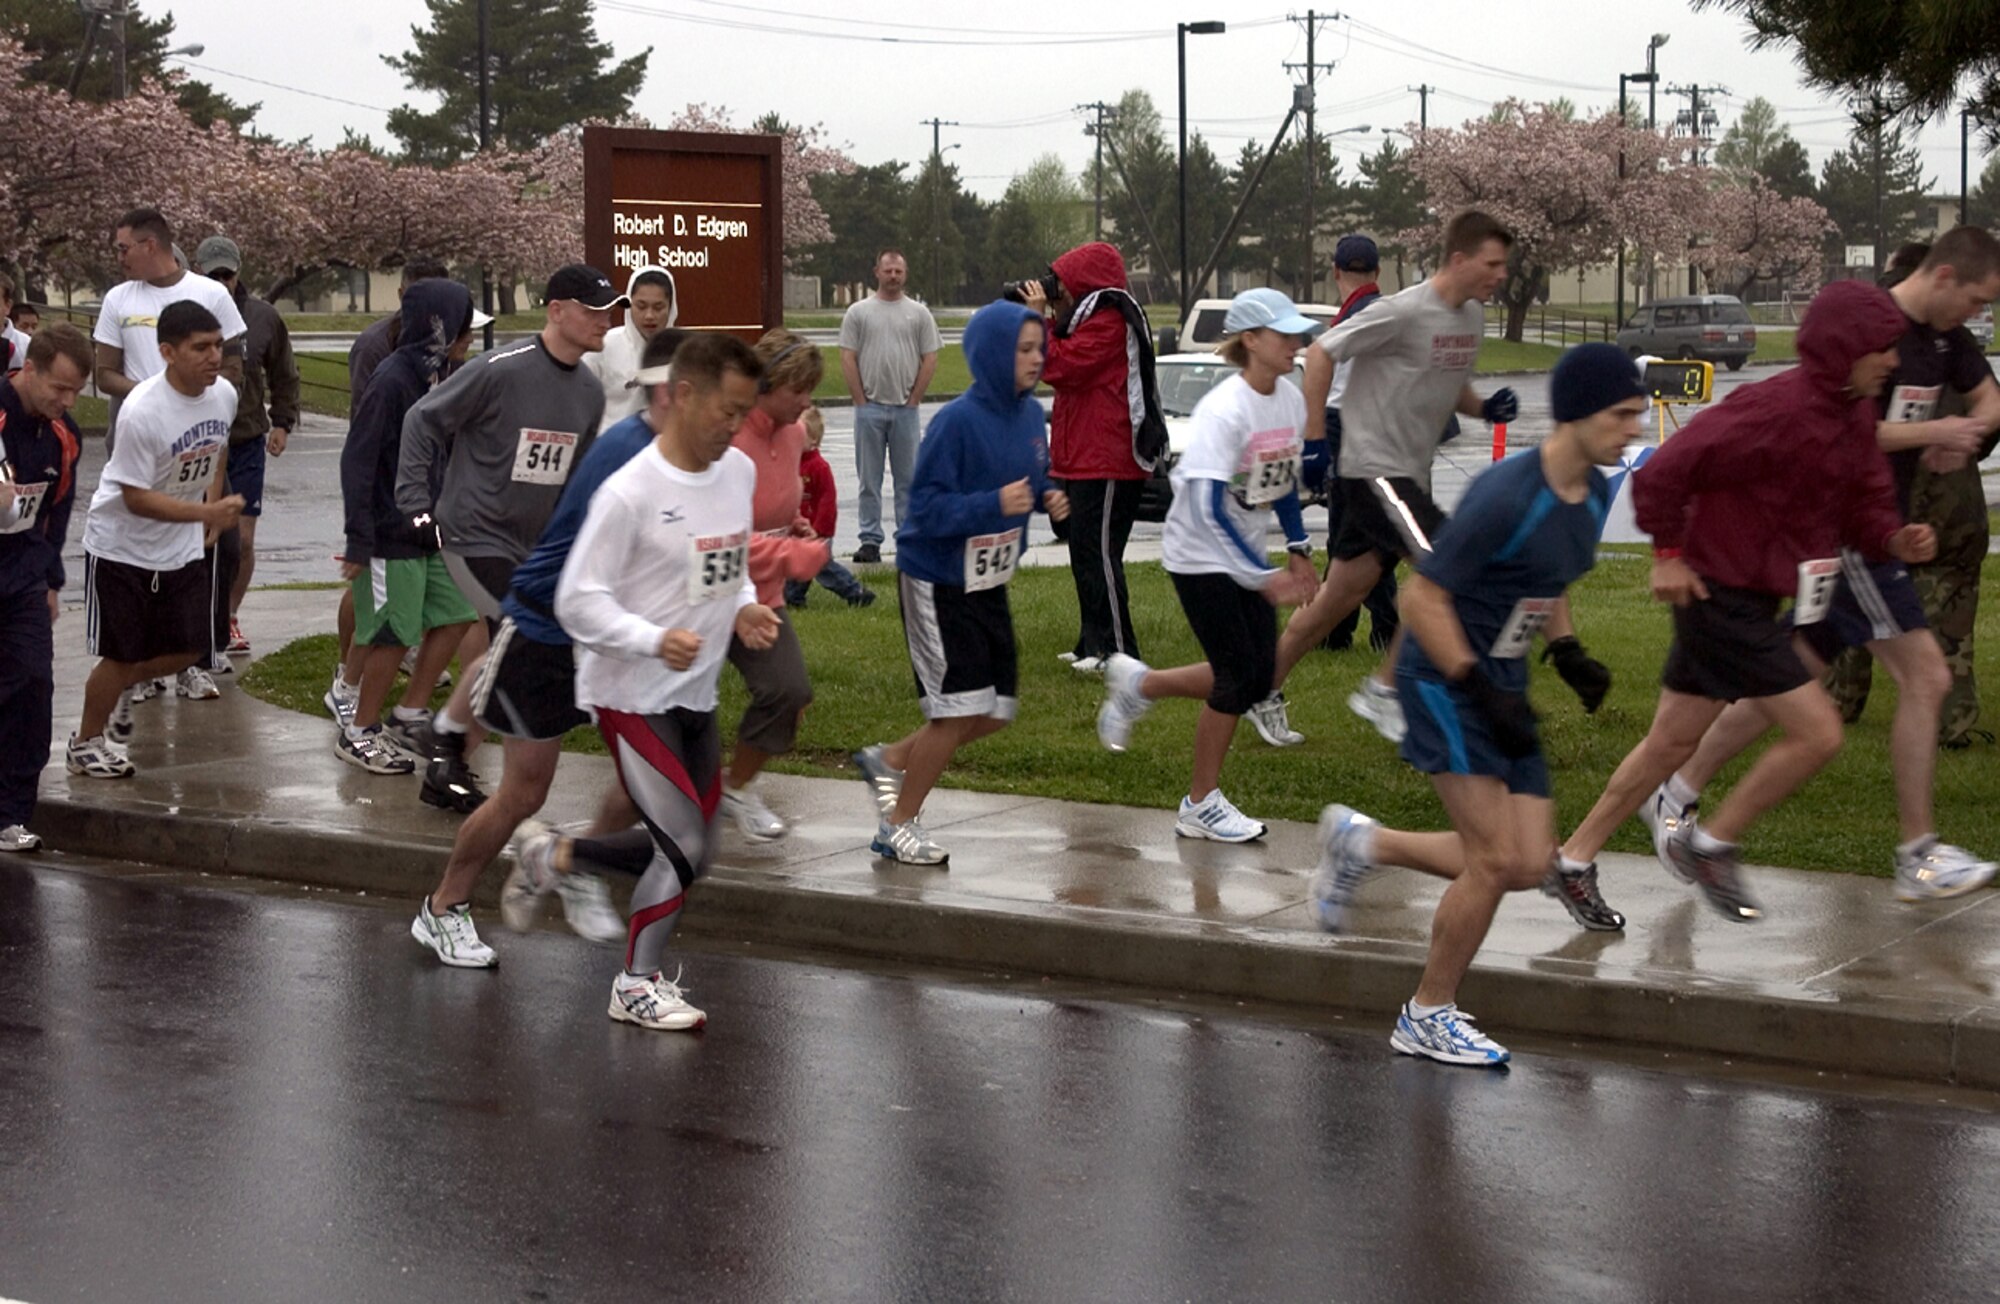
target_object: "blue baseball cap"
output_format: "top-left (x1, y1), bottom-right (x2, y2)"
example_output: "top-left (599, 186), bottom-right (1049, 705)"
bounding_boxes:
top-left (1223, 287), bottom-right (1325, 338)
top-left (1334, 235), bottom-right (1380, 272)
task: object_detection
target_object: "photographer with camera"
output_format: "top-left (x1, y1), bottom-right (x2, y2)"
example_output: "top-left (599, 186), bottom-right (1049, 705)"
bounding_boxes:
top-left (1019, 242), bottom-right (1166, 673)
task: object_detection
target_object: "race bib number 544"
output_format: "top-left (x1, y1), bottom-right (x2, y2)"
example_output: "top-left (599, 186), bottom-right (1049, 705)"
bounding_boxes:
top-left (512, 428), bottom-right (577, 485)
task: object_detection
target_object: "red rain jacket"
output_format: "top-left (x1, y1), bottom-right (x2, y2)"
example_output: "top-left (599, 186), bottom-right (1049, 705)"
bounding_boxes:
top-left (1042, 242), bottom-right (1149, 481)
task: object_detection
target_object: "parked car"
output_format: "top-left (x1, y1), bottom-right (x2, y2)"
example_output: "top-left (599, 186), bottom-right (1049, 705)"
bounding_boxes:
top-left (1615, 295), bottom-right (1757, 371)
top-left (1969, 306), bottom-right (1994, 349)
top-left (1166, 297), bottom-right (1340, 355)
top-left (1135, 352), bottom-right (1315, 522)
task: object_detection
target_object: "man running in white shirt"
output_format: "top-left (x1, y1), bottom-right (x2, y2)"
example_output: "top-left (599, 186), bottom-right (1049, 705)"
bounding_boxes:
top-left (555, 332), bottom-right (782, 1030)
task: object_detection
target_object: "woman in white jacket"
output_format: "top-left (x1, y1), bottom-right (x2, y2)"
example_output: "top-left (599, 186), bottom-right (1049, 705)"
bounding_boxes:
top-left (585, 265), bottom-right (678, 428)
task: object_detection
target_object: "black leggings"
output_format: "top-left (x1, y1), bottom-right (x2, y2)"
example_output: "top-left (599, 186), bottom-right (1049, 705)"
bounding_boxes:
top-left (1056, 477), bottom-right (1143, 660)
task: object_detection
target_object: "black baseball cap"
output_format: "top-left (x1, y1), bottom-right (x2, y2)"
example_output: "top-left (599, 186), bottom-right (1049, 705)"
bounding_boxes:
top-left (545, 263), bottom-right (628, 310)
top-left (1334, 235), bottom-right (1380, 272)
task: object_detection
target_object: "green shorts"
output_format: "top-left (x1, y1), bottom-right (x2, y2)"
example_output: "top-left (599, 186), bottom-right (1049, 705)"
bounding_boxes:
top-left (353, 554), bottom-right (479, 649)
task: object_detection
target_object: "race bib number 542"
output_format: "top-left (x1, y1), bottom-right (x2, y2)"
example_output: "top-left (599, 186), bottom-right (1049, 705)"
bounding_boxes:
top-left (512, 428), bottom-right (578, 485)
top-left (964, 528), bottom-right (1021, 592)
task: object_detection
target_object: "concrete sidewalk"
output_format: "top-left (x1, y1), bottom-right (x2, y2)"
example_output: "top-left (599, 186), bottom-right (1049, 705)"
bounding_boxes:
top-left (26, 588), bottom-right (2000, 1089)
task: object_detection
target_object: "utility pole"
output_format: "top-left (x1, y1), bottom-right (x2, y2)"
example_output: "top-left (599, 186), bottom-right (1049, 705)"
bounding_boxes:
top-left (1079, 101), bottom-right (1114, 241)
top-left (1961, 108), bottom-right (1972, 229)
top-left (1410, 84), bottom-right (1432, 132)
top-left (108, 0), bottom-right (127, 99)
top-left (477, 0), bottom-right (494, 349)
top-left (1669, 82), bottom-right (1727, 291)
top-left (921, 116), bottom-right (960, 302)
top-left (1284, 11), bottom-right (1339, 299)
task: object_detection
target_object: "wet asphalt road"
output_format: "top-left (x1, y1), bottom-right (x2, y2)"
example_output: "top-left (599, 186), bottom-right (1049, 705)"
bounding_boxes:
top-left (4, 860), bottom-right (1999, 1304)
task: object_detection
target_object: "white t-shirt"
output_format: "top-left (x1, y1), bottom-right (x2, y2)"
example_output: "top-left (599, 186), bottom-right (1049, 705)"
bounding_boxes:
top-left (1162, 372), bottom-right (1305, 587)
top-left (93, 274), bottom-right (248, 384)
top-left (82, 373), bottom-right (238, 570)
top-left (557, 443), bottom-right (759, 715)
top-left (2, 323), bottom-right (28, 373)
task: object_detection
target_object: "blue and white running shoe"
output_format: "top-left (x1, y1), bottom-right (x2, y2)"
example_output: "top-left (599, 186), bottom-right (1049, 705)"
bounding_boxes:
top-left (1390, 1002), bottom-right (1511, 1067)
top-left (1309, 803), bottom-right (1378, 934)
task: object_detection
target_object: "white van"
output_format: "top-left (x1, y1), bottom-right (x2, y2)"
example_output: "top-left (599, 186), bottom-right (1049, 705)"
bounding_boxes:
top-left (1172, 297), bottom-right (1340, 354)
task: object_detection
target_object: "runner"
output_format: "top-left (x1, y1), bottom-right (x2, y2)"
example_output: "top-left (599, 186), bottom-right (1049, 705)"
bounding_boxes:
top-left (0, 324), bottom-right (89, 850)
top-left (1643, 228), bottom-right (2000, 902)
top-left (1249, 211), bottom-right (1522, 747)
top-left (1307, 344), bottom-right (1641, 1066)
top-left (1555, 280), bottom-right (1933, 923)
top-left (401, 265), bottom-right (622, 964)
top-left (69, 302), bottom-right (243, 778)
top-left (394, 262), bottom-right (621, 816)
top-left (584, 265), bottom-right (676, 429)
top-left (493, 329), bottom-right (692, 947)
top-left (716, 330), bottom-right (830, 841)
top-left (555, 331), bottom-right (780, 1029)
top-left (1094, 289), bottom-right (1319, 841)
top-left (851, 299), bottom-right (1069, 865)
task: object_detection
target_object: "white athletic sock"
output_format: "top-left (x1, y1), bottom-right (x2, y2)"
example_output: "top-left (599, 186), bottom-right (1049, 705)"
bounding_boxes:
top-left (432, 709), bottom-right (467, 736)
top-left (1664, 773), bottom-right (1699, 809)
top-left (391, 705), bottom-right (428, 725)
top-left (1408, 1000), bottom-right (1451, 1021)
top-left (1898, 834), bottom-right (1938, 860)
top-left (1689, 826), bottom-right (1736, 855)
top-left (1558, 853), bottom-right (1592, 876)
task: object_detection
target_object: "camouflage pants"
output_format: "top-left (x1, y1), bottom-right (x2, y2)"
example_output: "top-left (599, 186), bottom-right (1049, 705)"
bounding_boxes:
top-left (1824, 459), bottom-right (1987, 744)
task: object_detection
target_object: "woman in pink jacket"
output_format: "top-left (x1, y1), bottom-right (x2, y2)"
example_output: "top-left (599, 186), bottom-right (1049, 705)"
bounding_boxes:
top-left (722, 329), bottom-right (831, 840)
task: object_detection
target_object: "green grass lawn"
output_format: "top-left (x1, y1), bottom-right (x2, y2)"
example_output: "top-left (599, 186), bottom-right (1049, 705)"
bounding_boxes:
top-left (296, 351), bottom-right (352, 418)
top-left (240, 552), bottom-right (2000, 879)
top-left (281, 311), bottom-right (543, 333)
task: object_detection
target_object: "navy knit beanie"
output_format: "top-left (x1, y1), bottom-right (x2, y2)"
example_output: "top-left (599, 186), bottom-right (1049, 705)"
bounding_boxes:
top-left (1550, 343), bottom-right (1646, 422)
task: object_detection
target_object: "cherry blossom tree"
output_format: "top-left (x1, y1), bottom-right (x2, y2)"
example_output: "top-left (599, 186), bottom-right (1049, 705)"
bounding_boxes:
top-left (1689, 176), bottom-right (1834, 298)
top-left (1401, 100), bottom-right (1706, 340)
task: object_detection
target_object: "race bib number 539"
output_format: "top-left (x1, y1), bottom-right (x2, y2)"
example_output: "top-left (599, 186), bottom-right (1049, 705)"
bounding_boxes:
top-left (512, 428), bottom-right (577, 485)
top-left (688, 530), bottom-right (748, 604)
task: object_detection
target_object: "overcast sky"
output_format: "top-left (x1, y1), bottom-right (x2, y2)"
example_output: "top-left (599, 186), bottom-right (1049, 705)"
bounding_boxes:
top-left (159, 0), bottom-right (1985, 201)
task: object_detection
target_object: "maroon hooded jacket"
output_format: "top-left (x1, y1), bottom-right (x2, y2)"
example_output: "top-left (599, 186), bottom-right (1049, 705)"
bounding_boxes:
top-left (1633, 279), bottom-right (1908, 597)
top-left (1042, 242), bottom-right (1150, 482)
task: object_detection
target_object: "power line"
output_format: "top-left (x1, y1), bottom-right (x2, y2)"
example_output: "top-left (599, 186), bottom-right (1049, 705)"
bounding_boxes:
top-left (599, 1), bottom-right (1289, 46)
top-left (166, 57), bottom-right (391, 115)
top-left (1341, 17), bottom-right (1610, 95)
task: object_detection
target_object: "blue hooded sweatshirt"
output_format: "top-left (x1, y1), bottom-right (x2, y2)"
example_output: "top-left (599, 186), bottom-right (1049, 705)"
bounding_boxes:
top-left (896, 300), bottom-right (1053, 586)
top-left (340, 279), bottom-right (475, 563)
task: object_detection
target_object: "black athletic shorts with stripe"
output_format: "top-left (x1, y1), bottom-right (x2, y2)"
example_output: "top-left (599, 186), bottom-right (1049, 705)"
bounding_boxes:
top-left (1328, 476), bottom-right (1446, 565)
top-left (1791, 550), bottom-right (1928, 663)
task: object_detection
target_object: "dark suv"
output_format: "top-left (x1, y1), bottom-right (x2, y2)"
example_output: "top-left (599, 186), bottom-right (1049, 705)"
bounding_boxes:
top-left (1616, 295), bottom-right (1757, 371)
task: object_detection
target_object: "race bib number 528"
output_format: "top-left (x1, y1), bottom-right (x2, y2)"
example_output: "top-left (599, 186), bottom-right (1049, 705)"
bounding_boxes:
top-left (512, 428), bottom-right (578, 485)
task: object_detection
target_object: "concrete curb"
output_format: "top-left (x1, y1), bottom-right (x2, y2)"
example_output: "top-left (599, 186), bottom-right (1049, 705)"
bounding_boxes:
top-left (33, 792), bottom-right (2000, 1090)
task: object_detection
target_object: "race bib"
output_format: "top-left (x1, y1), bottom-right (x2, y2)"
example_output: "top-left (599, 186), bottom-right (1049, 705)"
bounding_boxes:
top-left (1882, 384), bottom-right (1941, 425)
top-left (1794, 558), bottom-right (1841, 626)
top-left (174, 446), bottom-right (217, 491)
top-left (0, 481), bottom-right (47, 535)
top-left (688, 529), bottom-right (748, 605)
top-left (511, 428), bottom-right (578, 485)
top-left (1489, 597), bottom-right (1557, 659)
top-left (963, 528), bottom-right (1021, 592)
top-left (1240, 449), bottom-right (1301, 506)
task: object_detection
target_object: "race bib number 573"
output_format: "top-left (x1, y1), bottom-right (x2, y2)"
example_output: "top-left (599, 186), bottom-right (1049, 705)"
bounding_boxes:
top-left (512, 428), bottom-right (578, 484)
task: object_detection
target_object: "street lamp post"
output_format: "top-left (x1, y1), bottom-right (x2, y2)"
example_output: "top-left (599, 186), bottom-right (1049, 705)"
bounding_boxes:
top-left (1643, 33), bottom-right (1668, 302)
top-left (1178, 20), bottom-right (1225, 319)
top-left (1617, 68), bottom-right (1658, 329)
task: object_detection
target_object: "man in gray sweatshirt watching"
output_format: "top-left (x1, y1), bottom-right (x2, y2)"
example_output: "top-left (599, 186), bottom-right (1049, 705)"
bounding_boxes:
top-left (394, 263), bottom-right (622, 967)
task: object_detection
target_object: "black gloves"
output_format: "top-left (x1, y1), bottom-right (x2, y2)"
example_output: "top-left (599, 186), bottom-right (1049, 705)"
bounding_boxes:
top-left (1460, 666), bottom-right (1539, 758)
top-left (1480, 388), bottom-right (1520, 425)
top-left (1544, 635), bottom-right (1611, 714)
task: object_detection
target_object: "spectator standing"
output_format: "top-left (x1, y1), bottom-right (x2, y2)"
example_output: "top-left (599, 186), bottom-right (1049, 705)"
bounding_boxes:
top-left (0, 275), bottom-right (28, 374)
top-left (585, 265), bottom-right (677, 429)
top-left (839, 249), bottom-right (941, 564)
top-left (0, 324), bottom-right (90, 851)
top-left (1021, 241), bottom-right (1168, 674)
top-left (194, 236), bottom-right (300, 658)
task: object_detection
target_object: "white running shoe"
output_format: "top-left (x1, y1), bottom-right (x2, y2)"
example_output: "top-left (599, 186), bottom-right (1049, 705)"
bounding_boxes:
top-left (1346, 676), bottom-right (1406, 744)
top-left (106, 687), bottom-right (137, 748)
top-left (500, 819), bottom-right (563, 932)
top-left (722, 785), bottom-right (789, 842)
top-left (555, 872), bottom-right (626, 944)
top-left (335, 726), bottom-right (417, 775)
top-left (1247, 692), bottom-right (1305, 747)
top-left (610, 969), bottom-right (706, 1031)
top-left (176, 665), bottom-right (220, 700)
top-left (1096, 653), bottom-right (1154, 752)
top-left (207, 652), bottom-right (234, 677)
top-left (411, 897), bottom-right (498, 968)
top-left (1390, 1002), bottom-right (1510, 1067)
top-left (1056, 651), bottom-right (1079, 664)
top-left (1175, 789), bottom-right (1267, 843)
top-left (852, 744), bottom-right (905, 820)
top-left (0, 824), bottom-right (42, 853)
top-left (66, 734), bottom-right (135, 779)
top-left (1309, 803), bottom-right (1378, 933)
top-left (1070, 655), bottom-right (1104, 675)
top-left (1895, 839), bottom-right (1998, 902)
top-left (131, 677), bottom-right (167, 702)
top-left (1637, 783), bottom-right (1691, 876)
top-left (323, 671), bottom-right (359, 729)
top-left (873, 818), bottom-right (949, 865)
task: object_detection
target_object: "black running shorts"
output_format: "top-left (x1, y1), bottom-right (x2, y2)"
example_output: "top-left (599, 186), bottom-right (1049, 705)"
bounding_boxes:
top-left (84, 552), bottom-right (211, 663)
top-left (470, 616), bottom-right (589, 741)
top-left (1328, 476), bottom-right (1446, 565)
top-left (1661, 582), bottom-right (1812, 702)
